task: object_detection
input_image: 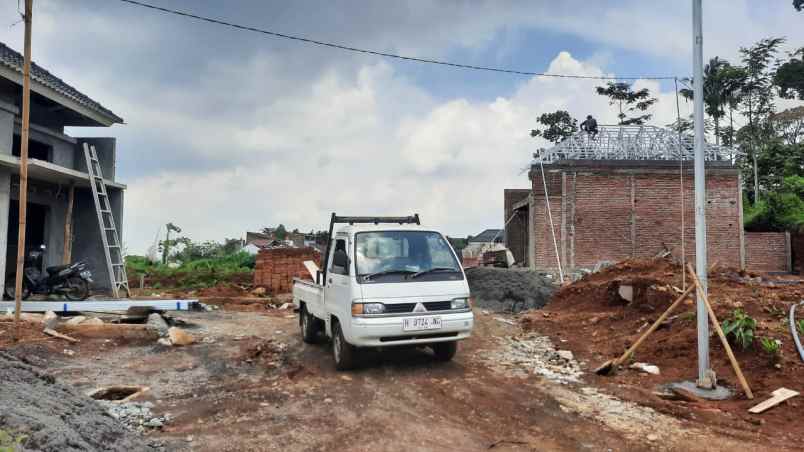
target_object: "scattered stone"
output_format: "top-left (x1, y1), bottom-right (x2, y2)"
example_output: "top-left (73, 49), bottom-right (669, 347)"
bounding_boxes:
top-left (251, 287), bottom-right (267, 296)
top-left (557, 350), bottom-right (575, 361)
top-left (157, 338), bottom-right (171, 346)
top-left (146, 313), bottom-right (170, 336)
top-left (324, 398), bottom-right (333, 403)
top-left (278, 302), bottom-right (293, 310)
top-left (43, 310), bottom-right (59, 330)
top-left (482, 333), bottom-right (583, 384)
top-left (168, 327), bottom-right (195, 346)
top-left (618, 284), bottom-right (634, 302)
top-left (630, 362), bottom-right (660, 375)
top-left (99, 400), bottom-right (169, 433)
top-left (646, 434), bottom-right (658, 442)
top-left (66, 315), bottom-right (88, 326)
top-left (63, 349), bottom-right (75, 356)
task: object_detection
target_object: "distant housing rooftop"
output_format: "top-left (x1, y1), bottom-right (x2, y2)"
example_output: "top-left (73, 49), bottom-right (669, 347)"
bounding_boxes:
top-left (469, 229), bottom-right (504, 243)
top-left (0, 42), bottom-right (122, 125)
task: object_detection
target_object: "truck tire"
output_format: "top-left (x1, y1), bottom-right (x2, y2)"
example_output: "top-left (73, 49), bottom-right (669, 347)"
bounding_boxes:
top-left (432, 341), bottom-right (458, 362)
top-left (332, 321), bottom-right (357, 371)
top-left (300, 305), bottom-right (320, 344)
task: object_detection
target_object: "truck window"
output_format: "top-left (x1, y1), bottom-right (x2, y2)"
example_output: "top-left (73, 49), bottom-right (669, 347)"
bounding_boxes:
top-left (330, 239), bottom-right (349, 275)
top-left (355, 231), bottom-right (462, 283)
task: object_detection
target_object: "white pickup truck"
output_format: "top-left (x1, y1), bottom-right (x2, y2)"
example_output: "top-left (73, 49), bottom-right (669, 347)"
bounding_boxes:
top-left (293, 214), bottom-right (474, 370)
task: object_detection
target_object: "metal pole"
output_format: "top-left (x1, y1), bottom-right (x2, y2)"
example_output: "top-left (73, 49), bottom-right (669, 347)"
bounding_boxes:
top-left (13, 0), bottom-right (33, 340)
top-left (692, 0), bottom-right (712, 388)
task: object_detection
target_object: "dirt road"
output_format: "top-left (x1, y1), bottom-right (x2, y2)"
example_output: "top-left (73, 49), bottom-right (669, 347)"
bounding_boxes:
top-left (4, 310), bottom-right (780, 452)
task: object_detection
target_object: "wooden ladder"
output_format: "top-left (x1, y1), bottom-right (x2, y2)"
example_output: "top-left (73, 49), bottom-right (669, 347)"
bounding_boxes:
top-left (83, 143), bottom-right (130, 298)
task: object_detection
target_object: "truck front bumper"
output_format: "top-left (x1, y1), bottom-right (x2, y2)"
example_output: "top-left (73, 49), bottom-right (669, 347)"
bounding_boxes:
top-left (348, 311), bottom-right (474, 347)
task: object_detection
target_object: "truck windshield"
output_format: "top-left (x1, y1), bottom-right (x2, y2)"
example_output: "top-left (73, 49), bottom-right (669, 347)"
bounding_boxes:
top-left (355, 231), bottom-right (462, 283)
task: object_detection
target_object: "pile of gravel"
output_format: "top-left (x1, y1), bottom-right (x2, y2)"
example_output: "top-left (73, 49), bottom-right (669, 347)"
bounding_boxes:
top-left (466, 267), bottom-right (555, 313)
top-left (99, 401), bottom-right (170, 433)
top-left (0, 351), bottom-right (153, 452)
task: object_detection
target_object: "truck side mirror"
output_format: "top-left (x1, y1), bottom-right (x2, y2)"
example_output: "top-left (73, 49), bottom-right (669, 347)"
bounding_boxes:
top-left (333, 250), bottom-right (348, 269)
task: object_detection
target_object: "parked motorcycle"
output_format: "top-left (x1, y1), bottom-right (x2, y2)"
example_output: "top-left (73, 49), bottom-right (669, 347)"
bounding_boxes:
top-left (4, 245), bottom-right (93, 301)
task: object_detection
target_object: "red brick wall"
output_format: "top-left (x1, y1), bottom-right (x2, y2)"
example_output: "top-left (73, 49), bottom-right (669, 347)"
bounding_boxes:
top-left (529, 162), bottom-right (743, 272)
top-left (745, 232), bottom-right (790, 273)
top-left (793, 232), bottom-right (804, 275)
top-left (254, 247), bottom-right (321, 294)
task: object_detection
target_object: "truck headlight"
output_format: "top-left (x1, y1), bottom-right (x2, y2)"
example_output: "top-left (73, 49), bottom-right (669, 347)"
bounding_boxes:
top-left (352, 303), bottom-right (386, 315)
top-left (451, 298), bottom-right (469, 309)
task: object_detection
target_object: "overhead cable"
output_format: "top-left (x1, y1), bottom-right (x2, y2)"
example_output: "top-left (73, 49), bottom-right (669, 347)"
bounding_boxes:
top-left (117, 0), bottom-right (677, 81)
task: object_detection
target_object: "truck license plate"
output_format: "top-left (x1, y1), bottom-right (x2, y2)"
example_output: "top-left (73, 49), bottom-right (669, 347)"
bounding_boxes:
top-left (403, 316), bottom-right (442, 332)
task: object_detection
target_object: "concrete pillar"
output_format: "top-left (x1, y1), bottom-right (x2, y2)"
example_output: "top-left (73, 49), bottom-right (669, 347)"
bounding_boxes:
top-left (0, 100), bottom-right (18, 294)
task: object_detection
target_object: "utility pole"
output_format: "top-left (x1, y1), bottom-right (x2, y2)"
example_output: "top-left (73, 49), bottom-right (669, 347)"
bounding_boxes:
top-left (14, 0), bottom-right (33, 340)
top-left (692, 0), bottom-right (713, 388)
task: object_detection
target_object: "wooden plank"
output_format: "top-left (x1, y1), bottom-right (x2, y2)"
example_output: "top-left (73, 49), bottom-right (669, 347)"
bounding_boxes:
top-left (43, 328), bottom-right (79, 343)
top-left (13, 0), bottom-right (34, 341)
top-left (687, 263), bottom-right (754, 399)
top-left (748, 388), bottom-right (799, 414)
top-left (63, 182), bottom-right (75, 264)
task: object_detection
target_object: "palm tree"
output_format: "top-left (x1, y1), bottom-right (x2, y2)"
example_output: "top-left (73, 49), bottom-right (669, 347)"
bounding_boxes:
top-left (679, 57), bottom-right (735, 145)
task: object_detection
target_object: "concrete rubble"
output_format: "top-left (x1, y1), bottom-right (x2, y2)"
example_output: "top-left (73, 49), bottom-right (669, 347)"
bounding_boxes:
top-left (99, 400), bottom-right (170, 433)
top-left (483, 332), bottom-right (584, 384)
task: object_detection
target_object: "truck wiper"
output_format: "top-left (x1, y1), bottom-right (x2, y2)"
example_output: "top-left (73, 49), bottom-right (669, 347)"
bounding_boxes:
top-left (361, 269), bottom-right (416, 281)
top-left (410, 267), bottom-right (458, 279)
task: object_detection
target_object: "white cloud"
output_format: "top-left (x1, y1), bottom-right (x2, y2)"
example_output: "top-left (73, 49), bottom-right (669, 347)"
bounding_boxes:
top-left (123, 51), bottom-right (689, 252)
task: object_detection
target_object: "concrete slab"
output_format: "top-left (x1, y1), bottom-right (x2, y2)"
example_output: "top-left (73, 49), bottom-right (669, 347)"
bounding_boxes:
top-left (667, 380), bottom-right (733, 401)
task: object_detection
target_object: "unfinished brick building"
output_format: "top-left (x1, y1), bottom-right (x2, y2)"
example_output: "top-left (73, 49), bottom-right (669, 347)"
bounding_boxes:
top-left (505, 126), bottom-right (791, 275)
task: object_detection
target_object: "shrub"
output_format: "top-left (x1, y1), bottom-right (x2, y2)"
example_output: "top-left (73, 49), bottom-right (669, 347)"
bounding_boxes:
top-left (759, 337), bottom-right (782, 364)
top-left (0, 429), bottom-right (26, 452)
top-left (721, 309), bottom-right (756, 350)
top-left (797, 319), bottom-right (804, 336)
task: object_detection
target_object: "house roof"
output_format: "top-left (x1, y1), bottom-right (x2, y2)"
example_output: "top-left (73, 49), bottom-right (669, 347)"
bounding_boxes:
top-left (469, 229), bottom-right (504, 243)
top-left (0, 42), bottom-right (123, 125)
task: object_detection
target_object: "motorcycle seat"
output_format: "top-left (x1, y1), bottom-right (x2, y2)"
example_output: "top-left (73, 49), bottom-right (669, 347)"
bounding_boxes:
top-left (46, 264), bottom-right (71, 275)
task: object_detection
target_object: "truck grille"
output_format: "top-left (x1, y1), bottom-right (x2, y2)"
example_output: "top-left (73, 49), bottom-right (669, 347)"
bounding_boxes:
top-left (383, 301), bottom-right (453, 313)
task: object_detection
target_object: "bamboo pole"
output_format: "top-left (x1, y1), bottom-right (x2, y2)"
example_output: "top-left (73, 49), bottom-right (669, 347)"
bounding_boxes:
top-left (14, 0), bottom-right (33, 341)
top-left (62, 183), bottom-right (75, 264)
top-left (686, 263), bottom-right (754, 399)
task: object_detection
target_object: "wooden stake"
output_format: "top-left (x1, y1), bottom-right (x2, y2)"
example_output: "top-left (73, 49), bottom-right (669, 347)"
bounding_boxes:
top-left (14, 0), bottom-right (33, 341)
top-left (63, 183), bottom-right (75, 264)
top-left (595, 283), bottom-right (695, 374)
top-left (686, 263), bottom-right (754, 399)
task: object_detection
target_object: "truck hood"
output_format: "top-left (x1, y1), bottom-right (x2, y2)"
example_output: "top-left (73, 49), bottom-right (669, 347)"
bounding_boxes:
top-left (358, 279), bottom-right (470, 303)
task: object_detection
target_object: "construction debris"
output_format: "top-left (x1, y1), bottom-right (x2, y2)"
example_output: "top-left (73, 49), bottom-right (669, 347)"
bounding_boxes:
top-left (629, 362), bottom-right (660, 375)
top-left (167, 327), bottom-right (195, 346)
top-left (146, 313), bottom-right (170, 337)
top-left (43, 328), bottom-right (79, 343)
top-left (748, 388), bottom-right (800, 414)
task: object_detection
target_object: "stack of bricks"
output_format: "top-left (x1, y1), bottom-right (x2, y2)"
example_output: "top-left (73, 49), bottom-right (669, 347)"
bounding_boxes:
top-left (254, 247), bottom-right (321, 294)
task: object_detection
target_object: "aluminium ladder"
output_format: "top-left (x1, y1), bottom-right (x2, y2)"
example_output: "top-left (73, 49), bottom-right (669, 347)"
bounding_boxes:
top-left (83, 143), bottom-right (130, 298)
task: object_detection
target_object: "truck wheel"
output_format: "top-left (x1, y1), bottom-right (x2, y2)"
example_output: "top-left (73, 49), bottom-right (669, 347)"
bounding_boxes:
top-left (299, 305), bottom-right (320, 344)
top-left (332, 321), bottom-right (357, 371)
top-left (432, 341), bottom-right (458, 362)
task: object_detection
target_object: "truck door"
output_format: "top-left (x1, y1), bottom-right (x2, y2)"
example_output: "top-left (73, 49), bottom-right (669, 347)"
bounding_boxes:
top-left (325, 236), bottom-right (352, 324)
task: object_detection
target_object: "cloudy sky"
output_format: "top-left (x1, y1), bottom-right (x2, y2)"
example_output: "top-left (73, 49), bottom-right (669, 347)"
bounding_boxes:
top-left (0, 0), bottom-right (802, 254)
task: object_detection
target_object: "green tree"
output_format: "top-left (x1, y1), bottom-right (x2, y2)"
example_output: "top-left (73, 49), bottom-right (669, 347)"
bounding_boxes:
top-left (737, 37), bottom-right (785, 204)
top-left (771, 106), bottom-right (804, 146)
top-left (680, 57), bottom-right (746, 145)
top-left (774, 47), bottom-right (804, 100)
top-left (530, 110), bottom-right (578, 144)
top-left (275, 224), bottom-right (287, 240)
top-left (795, 0), bottom-right (803, 11)
top-left (595, 82), bottom-right (657, 125)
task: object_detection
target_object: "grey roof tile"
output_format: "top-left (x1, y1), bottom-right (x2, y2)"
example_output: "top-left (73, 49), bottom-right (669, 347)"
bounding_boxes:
top-left (0, 42), bottom-right (122, 123)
